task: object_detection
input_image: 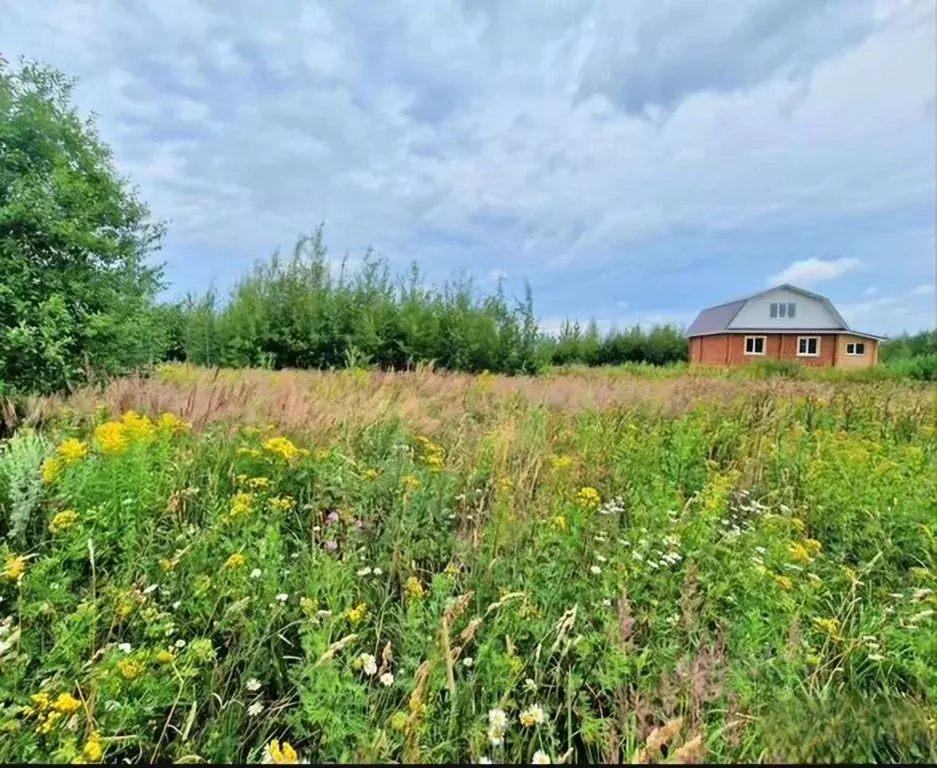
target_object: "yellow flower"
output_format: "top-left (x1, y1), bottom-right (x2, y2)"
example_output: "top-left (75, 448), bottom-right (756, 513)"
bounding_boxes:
top-left (345, 603), bottom-right (368, 625)
top-left (400, 474), bottom-right (421, 493)
top-left (520, 703), bottom-right (546, 727)
top-left (83, 731), bottom-right (103, 762)
top-left (389, 711), bottom-right (409, 732)
top-left (154, 650), bottom-right (175, 665)
top-left (264, 437), bottom-right (300, 461)
top-left (404, 576), bottom-right (425, 601)
top-left (803, 538), bottom-right (822, 556)
top-left (229, 492), bottom-right (254, 518)
top-left (2, 554), bottom-right (27, 582)
top-left (94, 422), bottom-right (129, 455)
top-left (36, 709), bottom-right (63, 734)
top-left (52, 692), bottom-right (81, 714)
top-left (58, 438), bottom-right (89, 464)
top-left (314, 448), bottom-right (330, 461)
top-left (789, 543), bottom-right (811, 563)
top-left (790, 518), bottom-right (806, 533)
top-left (576, 487), bottom-right (601, 510)
top-left (552, 515), bottom-right (567, 531)
top-left (49, 509), bottom-right (79, 534)
top-left (42, 456), bottom-right (63, 484)
top-left (117, 659), bottom-right (142, 680)
top-left (549, 454), bottom-right (573, 470)
top-left (773, 574), bottom-right (793, 591)
top-left (814, 617), bottom-right (842, 640)
top-left (364, 468), bottom-right (380, 480)
top-left (159, 558), bottom-right (176, 573)
top-left (424, 454), bottom-right (445, 472)
top-left (225, 552), bottom-right (247, 569)
top-left (30, 692), bottom-right (51, 710)
top-left (120, 410), bottom-right (155, 441)
top-left (247, 476), bottom-right (271, 490)
top-left (265, 739), bottom-right (300, 764)
top-left (269, 496), bottom-right (296, 511)
top-left (236, 447), bottom-right (263, 458)
top-left (156, 412), bottom-right (190, 434)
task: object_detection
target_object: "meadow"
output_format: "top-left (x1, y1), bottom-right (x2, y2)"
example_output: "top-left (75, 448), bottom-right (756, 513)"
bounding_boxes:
top-left (0, 364), bottom-right (935, 764)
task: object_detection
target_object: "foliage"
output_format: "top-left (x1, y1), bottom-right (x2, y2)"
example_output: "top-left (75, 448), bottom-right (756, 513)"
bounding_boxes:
top-left (0, 367), bottom-right (935, 763)
top-left (0, 58), bottom-right (166, 395)
top-left (0, 429), bottom-right (47, 541)
top-left (881, 329), bottom-right (937, 362)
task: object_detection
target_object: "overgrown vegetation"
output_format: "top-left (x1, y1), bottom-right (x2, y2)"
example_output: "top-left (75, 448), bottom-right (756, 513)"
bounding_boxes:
top-left (0, 366), bottom-right (935, 763)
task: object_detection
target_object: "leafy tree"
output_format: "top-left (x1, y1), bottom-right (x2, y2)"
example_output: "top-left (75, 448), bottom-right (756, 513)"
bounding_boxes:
top-left (0, 58), bottom-right (165, 393)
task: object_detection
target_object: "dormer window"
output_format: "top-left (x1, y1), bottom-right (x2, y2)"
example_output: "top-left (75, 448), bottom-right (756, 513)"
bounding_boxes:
top-left (769, 302), bottom-right (796, 319)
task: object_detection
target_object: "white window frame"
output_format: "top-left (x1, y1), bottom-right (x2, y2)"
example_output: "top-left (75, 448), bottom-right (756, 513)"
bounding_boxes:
top-left (797, 336), bottom-right (820, 357)
top-left (744, 335), bottom-right (767, 356)
top-left (845, 342), bottom-right (866, 356)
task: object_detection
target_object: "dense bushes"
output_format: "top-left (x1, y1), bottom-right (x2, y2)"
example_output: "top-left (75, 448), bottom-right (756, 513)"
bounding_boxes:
top-left (541, 319), bottom-right (687, 367)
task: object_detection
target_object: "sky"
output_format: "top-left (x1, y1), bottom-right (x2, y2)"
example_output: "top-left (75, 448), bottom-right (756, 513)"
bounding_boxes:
top-left (3, 0), bottom-right (935, 335)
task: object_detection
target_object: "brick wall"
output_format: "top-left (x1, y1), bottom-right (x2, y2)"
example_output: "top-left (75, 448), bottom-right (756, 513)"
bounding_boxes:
top-left (689, 333), bottom-right (865, 367)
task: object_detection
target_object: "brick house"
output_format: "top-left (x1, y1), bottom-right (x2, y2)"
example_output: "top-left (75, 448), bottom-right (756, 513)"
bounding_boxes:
top-left (686, 284), bottom-right (884, 368)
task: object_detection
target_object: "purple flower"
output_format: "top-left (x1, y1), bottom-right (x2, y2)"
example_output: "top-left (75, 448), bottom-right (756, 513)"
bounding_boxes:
top-left (326, 540), bottom-right (338, 553)
top-left (326, 511), bottom-right (340, 525)
top-left (355, 519), bottom-right (364, 529)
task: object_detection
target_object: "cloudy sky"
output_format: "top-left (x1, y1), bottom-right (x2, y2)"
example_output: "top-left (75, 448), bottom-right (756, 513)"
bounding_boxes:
top-left (4, 0), bottom-right (935, 334)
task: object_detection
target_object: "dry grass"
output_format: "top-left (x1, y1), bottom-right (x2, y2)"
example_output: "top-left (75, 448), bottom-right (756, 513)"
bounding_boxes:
top-left (6, 364), bottom-right (930, 440)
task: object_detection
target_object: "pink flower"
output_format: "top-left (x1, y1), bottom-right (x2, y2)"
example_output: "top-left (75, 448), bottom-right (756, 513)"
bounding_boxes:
top-left (326, 511), bottom-right (340, 525)
top-left (326, 540), bottom-right (338, 552)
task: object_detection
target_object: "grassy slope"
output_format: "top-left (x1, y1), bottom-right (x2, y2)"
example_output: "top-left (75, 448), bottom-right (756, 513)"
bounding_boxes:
top-left (0, 365), bottom-right (935, 763)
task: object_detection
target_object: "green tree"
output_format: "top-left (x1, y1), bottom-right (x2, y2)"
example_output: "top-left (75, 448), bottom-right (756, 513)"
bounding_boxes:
top-left (0, 58), bottom-right (166, 394)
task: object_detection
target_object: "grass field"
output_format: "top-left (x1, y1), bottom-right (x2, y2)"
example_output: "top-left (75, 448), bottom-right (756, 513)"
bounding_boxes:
top-left (1, 364), bottom-right (936, 764)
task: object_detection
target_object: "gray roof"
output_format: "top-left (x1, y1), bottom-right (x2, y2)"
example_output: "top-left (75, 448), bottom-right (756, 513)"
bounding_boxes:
top-left (685, 284), bottom-right (884, 338)
top-left (685, 299), bottom-right (746, 336)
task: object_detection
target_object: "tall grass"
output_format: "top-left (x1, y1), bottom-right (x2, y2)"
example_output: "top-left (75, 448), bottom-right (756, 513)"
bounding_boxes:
top-left (0, 365), bottom-right (935, 763)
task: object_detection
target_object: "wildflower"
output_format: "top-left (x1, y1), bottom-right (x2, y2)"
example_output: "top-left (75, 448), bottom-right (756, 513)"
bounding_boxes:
top-left (263, 739), bottom-right (301, 764)
top-left (462, 656), bottom-right (474, 668)
top-left (229, 492), bottom-right (254, 519)
top-left (157, 412), bottom-right (190, 433)
top-left (326, 511), bottom-right (340, 525)
top-left (94, 421), bottom-right (129, 455)
top-left (154, 650), bottom-right (174, 664)
top-left (159, 558), bottom-right (176, 573)
top-left (117, 659), bottom-right (142, 680)
top-left (590, 565), bottom-right (602, 575)
top-left (270, 496), bottom-right (296, 511)
top-left (405, 576), bottom-right (425, 601)
top-left (120, 410), bottom-right (155, 441)
top-left (814, 617), bottom-right (842, 640)
top-left (83, 730), bottom-right (103, 762)
top-left (263, 437), bottom-right (300, 462)
top-left (250, 568), bottom-right (263, 579)
top-left (773, 574), bottom-right (793, 591)
top-left (359, 653), bottom-right (378, 676)
top-left (577, 486), bottom-right (601, 510)
top-left (236, 447), bottom-right (263, 458)
top-left (479, 758), bottom-right (492, 765)
top-left (524, 678), bottom-right (537, 692)
top-left (602, 599), bottom-right (612, 607)
top-left (390, 711), bottom-right (409, 731)
top-left (401, 474), bottom-right (421, 493)
top-left (345, 603), bottom-right (368, 625)
top-left (246, 678), bottom-right (262, 692)
top-left (52, 692), bottom-right (81, 714)
top-left (2, 554), bottom-right (27, 582)
top-left (48, 509), bottom-right (79, 534)
top-left (803, 538), bottom-right (822, 556)
top-left (325, 540), bottom-right (339, 553)
top-left (549, 454), bottom-right (573, 470)
top-left (380, 672), bottom-right (395, 686)
top-left (552, 515), bottom-right (567, 531)
top-left (118, 642), bottom-right (132, 654)
top-left (276, 593), bottom-right (289, 603)
top-left (789, 543), bottom-right (811, 563)
top-left (175, 639), bottom-right (187, 649)
top-left (488, 708), bottom-right (508, 731)
top-left (248, 702), bottom-right (265, 717)
top-left (42, 455), bottom-right (64, 484)
top-left (225, 552), bottom-right (247, 569)
top-left (247, 476), bottom-right (271, 490)
top-left (532, 750), bottom-right (551, 765)
top-left (595, 554), bottom-right (607, 563)
top-left (357, 567), bottom-right (373, 577)
top-left (373, 567), bottom-right (383, 576)
top-left (520, 704), bottom-right (545, 727)
top-left (364, 468), bottom-right (380, 480)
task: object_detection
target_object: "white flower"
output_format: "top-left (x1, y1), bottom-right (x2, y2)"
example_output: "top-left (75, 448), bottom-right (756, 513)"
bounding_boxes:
top-left (246, 678), bottom-right (262, 692)
top-left (524, 677), bottom-right (537, 692)
top-left (373, 568), bottom-right (383, 576)
top-left (590, 565), bottom-right (601, 575)
top-left (380, 672), bottom-right (395, 686)
top-left (478, 758), bottom-right (492, 765)
top-left (250, 569), bottom-right (262, 579)
top-left (247, 702), bottom-right (264, 716)
top-left (488, 731), bottom-right (504, 747)
top-left (520, 703), bottom-right (545, 727)
top-left (463, 657), bottom-right (474, 668)
top-left (595, 554), bottom-right (607, 563)
top-left (532, 750), bottom-right (551, 764)
top-left (172, 600), bottom-right (182, 610)
top-left (488, 708), bottom-right (507, 730)
top-left (357, 567), bottom-right (372, 577)
top-left (174, 639), bottom-right (187, 649)
top-left (118, 642), bottom-right (132, 654)
top-left (359, 653), bottom-right (377, 676)
top-left (276, 593), bottom-right (289, 603)
top-left (602, 599), bottom-right (612, 607)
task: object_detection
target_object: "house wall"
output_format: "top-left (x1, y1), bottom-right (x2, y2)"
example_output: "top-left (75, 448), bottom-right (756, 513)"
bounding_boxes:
top-left (727, 288), bottom-right (841, 331)
top-left (834, 334), bottom-right (879, 369)
top-left (689, 332), bottom-right (875, 368)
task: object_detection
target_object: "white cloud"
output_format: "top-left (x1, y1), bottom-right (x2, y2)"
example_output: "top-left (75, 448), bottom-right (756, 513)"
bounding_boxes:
top-left (615, 300), bottom-right (630, 309)
top-left (769, 257), bottom-right (861, 287)
top-left (862, 286), bottom-right (878, 296)
top-left (910, 283), bottom-right (935, 296)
